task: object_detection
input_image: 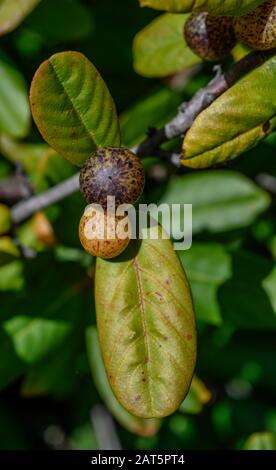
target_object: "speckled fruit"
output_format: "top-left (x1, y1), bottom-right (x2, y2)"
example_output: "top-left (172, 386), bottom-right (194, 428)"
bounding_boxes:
top-left (234, 0), bottom-right (276, 50)
top-left (79, 147), bottom-right (145, 209)
top-left (79, 205), bottom-right (130, 259)
top-left (184, 12), bottom-right (237, 61)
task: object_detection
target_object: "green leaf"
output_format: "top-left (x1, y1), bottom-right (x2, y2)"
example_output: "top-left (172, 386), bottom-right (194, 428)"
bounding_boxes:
top-left (0, 134), bottom-right (75, 192)
top-left (0, 52), bottom-right (30, 138)
top-left (95, 226), bottom-right (196, 418)
top-left (133, 14), bottom-right (201, 78)
top-left (155, 171), bottom-right (270, 235)
top-left (86, 326), bottom-right (161, 436)
top-left (244, 432), bottom-right (276, 450)
top-left (26, 0), bottom-right (93, 45)
top-left (21, 337), bottom-right (80, 397)
top-left (0, 327), bottom-right (26, 390)
top-left (3, 316), bottom-right (70, 364)
top-left (0, 204), bottom-right (11, 235)
top-left (181, 245), bottom-right (276, 329)
top-left (120, 87), bottom-right (182, 147)
top-left (179, 243), bottom-right (231, 325)
top-left (30, 51), bottom-right (121, 167)
top-left (0, 261), bottom-right (24, 291)
top-left (220, 251), bottom-right (276, 330)
top-left (139, 0), bottom-right (265, 16)
top-left (0, 237), bottom-right (20, 266)
top-left (179, 376), bottom-right (212, 414)
top-left (182, 56), bottom-right (276, 168)
top-left (0, 0), bottom-right (40, 36)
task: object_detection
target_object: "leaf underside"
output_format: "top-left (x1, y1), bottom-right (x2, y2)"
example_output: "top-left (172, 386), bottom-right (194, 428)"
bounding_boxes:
top-left (95, 226), bottom-right (196, 418)
top-left (182, 55), bottom-right (276, 168)
top-left (0, 0), bottom-right (40, 36)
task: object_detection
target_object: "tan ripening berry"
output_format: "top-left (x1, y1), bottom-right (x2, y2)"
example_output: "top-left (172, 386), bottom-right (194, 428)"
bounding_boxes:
top-left (184, 12), bottom-right (237, 61)
top-left (79, 205), bottom-right (130, 259)
top-left (234, 0), bottom-right (276, 50)
top-left (79, 147), bottom-right (145, 209)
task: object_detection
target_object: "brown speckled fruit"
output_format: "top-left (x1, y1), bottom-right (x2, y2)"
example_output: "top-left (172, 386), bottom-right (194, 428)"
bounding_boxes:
top-left (234, 0), bottom-right (276, 50)
top-left (79, 205), bottom-right (130, 259)
top-left (79, 147), bottom-right (145, 209)
top-left (184, 12), bottom-right (237, 61)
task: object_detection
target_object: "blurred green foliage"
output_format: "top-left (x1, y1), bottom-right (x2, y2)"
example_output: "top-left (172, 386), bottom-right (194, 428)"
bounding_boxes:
top-left (0, 0), bottom-right (275, 450)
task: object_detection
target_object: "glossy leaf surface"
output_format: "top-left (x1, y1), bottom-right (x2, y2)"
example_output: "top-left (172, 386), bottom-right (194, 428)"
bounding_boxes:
top-left (133, 14), bottom-right (200, 78)
top-left (30, 52), bottom-right (120, 166)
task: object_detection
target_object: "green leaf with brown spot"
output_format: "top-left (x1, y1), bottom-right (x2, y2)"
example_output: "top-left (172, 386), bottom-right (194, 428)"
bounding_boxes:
top-left (139, 0), bottom-right (265, 15)
top-left (133, 13), bottom-right (201, 78)
top-left (0, 0), bottom-right (40, 36)
top-left (182, 55), bottom-right (276, 168)
top-left (95, 225), bottom-right (196, 418)
top-left (86, 326), bottom-right (161, 436)
top-left (30, 51), bottom-right (121, 167)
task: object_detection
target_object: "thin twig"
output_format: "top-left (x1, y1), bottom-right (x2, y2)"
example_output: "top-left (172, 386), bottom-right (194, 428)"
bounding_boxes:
top-left (11, 173), bottom-right (80, 224)
top-left (10, 49), bottom-right (275, 224)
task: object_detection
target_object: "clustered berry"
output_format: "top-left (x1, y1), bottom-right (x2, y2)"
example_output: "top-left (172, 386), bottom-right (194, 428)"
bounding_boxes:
top-left (79, 205), bottom-right (130, 259)
top-left (234, 0), bottom-right (276, 50)
top-left (79, 147), bottom-right (144, 259)
top-left (184, 12), bottom-right (237, 61)
top-left (184, 1), bottom-right (276, 62)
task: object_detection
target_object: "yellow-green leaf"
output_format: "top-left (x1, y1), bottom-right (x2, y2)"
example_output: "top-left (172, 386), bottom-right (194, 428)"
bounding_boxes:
top-left (139, 0), bottom-right (265, 15)
top-left (133, 13), bottom-right (201, 78)
top-left (0, 0), bottom-right (40, 36)
top-left (0, 204), bottom-right (11, 235)
top-left (95, 225), bottom-right (196, 418)
top-left (182, 55), bottom-right (276, 168)
top-left (179, 375), bottom-right (212, 414)
top-left (86, 326), bottom-right (161, 436)
top-left (0, 236), bottom-right (20, 266)
top-left (244, 432), bottom-right (276, 450)
top-left (30, 51), bottom-right (121, 167)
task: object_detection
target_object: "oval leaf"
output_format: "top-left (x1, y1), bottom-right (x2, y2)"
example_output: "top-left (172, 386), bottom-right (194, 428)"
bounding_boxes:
top-left (0, 0), bottom-right (40, 36)
top-left (95, 226), bottom-right (196, 418)
top-left (154, 170), bottom-right (270, 235)
top-left (244, 432), bottom-right (276, 450)
top-left (182, 55), bottom-right (276, 168)
top-left (139, 0), bottom-right (265, 15)
top-left (0, 52), bottom-right (30, 138)
top-left (86, 326), bottom-right (161, 436)
top-left (133, 13), bottom-right (201, 78)
top-left (30, 51), bottom-right (121, 167)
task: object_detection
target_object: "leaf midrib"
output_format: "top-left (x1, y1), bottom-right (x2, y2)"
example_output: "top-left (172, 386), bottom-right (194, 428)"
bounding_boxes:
top-left (49, 57), bottom-right (99, 148)
top-left (132, 254), bottom-right (154, 413)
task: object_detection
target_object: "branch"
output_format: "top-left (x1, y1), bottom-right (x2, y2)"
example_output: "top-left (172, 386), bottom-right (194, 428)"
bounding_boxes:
top-left (10, 49), bottom-right (275, 224)
top-left (11, 173), bottom-right (80, 224)
top-left (0, 174), bottom-right (32, 203)
top-left (133, 48), bottom-right (275, 155)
